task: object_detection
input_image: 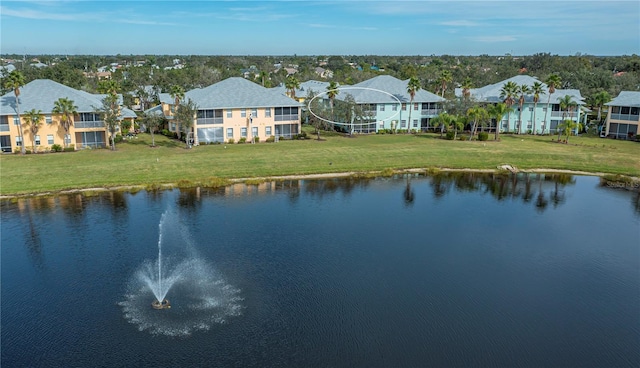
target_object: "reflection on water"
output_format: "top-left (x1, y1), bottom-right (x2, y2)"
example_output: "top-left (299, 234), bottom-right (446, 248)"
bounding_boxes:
top-left (7, 172), bottom-right (638, 217)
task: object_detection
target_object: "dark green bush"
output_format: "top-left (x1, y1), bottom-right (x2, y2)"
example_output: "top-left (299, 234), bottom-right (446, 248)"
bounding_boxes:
top-left (238, 137), bottom-right (247, 144)
top-left (478, 132), bottom-right (489, 141)
top-left (266, 136), bottom-right (275, 143)
top-left (227, 138), bottom-right (235, 144)
top-left (51, 144), bottom-right (62, 152)
top-left (445, 131), bottom-right (455, 140)
top-left (254, 136), bottom-right (260, 143)
top-left (114, 134), bottom-right (123, 143)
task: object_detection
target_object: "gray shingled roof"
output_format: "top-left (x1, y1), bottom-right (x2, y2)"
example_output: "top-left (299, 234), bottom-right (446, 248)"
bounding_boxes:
top-left (185, 77), bottom-right (302, 109)
top-left (337, 75), bottom-right (446, 104)
top-left (270, 80), bottom-right (331, 98)
top-left (0, 79), bottom-right (135, 120)
top-left (455, 75), bottom-right (585, 105)
top-left (605, 91), bottom-right (640, 107)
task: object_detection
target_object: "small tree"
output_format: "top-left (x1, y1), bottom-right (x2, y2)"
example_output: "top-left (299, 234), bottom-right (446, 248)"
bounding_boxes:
top-left (305, 90), bottom-right (331, 140)
top-left (23, 109), bottom-right (43, 152)
top-left (431, 112), bottom-right (454, 138)
top-left (174, 98), bottom-right (198, 148)
top-left (4, 70), bottom-right (26, 154)
top-left (467, 106), bottom-right (489, 141)
top-left (487, 103), bottom-right (511, 141)
top-left (559, 119), bottom-right (578, 143)
top-left (97, 92), bottom-right (121, 151)
top-left (406, 76), bottom-right (421, 134)
top-left (143, 112), bottom-right (164, 147)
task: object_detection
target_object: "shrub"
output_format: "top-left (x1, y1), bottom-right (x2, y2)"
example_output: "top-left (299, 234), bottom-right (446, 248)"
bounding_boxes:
top-left (238, 137), bottom-right (247, 144)
top-left (266, 136), bottom-right (275, 143)
top-left (51, 144), bottom-right (63, 152)
top-left (254, 136), bottom-right (260, 143)
top-left (161, 129), bottom-right (170, 137)
top-left (459, 135), bottom-right (469, 141)
top-left (25, 149), bottom-right (32, 154)
top-left (377, 129), bottom-right (385, 134)
top-left (445, 131), bottom-right (455, 140)
top-left (114, 134), bottom-right (124, 143)
top-left (227, 138), bottom-right (234, 144)
top-left (478, 132), bottom-right (489, 141)
top-left (297, 131), bottom-right (307, 140)
top-left (63, 147), bottom-right (75, 152)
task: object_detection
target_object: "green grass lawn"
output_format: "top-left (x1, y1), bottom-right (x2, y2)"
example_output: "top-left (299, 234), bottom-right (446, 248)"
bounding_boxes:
top-left (1, 129), bottom-right (638, 196)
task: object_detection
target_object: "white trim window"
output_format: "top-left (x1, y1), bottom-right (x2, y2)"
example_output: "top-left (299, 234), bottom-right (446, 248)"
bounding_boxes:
top-left (226, 128), bottom-right (233, 138)
top-left (265, 126), bottom-right (272, 136)
top-left (401, 120), bottom-right (406, 128)
top-left (251, 108), bottom-right (257, 118)
top-left (252, 126), bottom-right (258, 138)
top-left (35, 135), bottom-right (41, 146)
top-left (13, 116), bottom-right (20, 125)
top-left (64, 134), bottom-right (71, 145)
top-left (380, 104), bottom-right (385, 112)
top-left (46, 115), bottom-right (53, 124)
top-left (241, 127), bottom-right (247, 137)
top-left (47, 134), bottom-right (54, 145)
top-left (265, 108), bottom-right (271, 118)
top-left (226, 110), bottom-right (232, 118)
top-left (241, 109), bottom-right (246, 118)
top-left (15, 136), bottom-right (22, 146)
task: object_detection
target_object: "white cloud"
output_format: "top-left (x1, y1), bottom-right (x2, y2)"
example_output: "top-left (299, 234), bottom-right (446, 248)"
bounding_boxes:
top-left (439, 20), bottom-right (481, 27)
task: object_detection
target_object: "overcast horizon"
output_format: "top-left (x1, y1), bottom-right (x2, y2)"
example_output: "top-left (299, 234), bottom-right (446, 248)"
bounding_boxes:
top-left (1, 1), bottom-right (639, 56)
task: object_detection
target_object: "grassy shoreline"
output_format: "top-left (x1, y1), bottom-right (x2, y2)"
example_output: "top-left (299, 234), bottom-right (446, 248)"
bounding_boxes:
top-left (1, 130), bottom-right (638, 197)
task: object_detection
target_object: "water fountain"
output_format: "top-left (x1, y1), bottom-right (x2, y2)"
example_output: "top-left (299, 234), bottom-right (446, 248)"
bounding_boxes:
top-left (119, 210), bottom-right (243, 336)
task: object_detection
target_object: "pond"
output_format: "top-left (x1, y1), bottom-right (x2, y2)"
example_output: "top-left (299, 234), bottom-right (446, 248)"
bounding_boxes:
top-left (2, 173), bottom-right (639, 367)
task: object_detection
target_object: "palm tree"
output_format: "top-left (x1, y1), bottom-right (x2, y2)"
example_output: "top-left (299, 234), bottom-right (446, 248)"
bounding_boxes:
top-left (52, 97), bottom-right (78, 149)
top-left (461, 77), bottom-right (473, 100)
top-left (98, 79), bottom-right (119, 96)
top-left (99, 91), bottom-right (121, 151)
top-left (591, 90), bottom-right (611, 123)
top-left (285, 75), bottom-right (300, 99)
top-left (438, 70), bottom-right (453, 98)
top-left (326, 81), bottom-right (339, 122)
top-left (557, 95), bottom-right (576, 141)
top-left (169, 85), bottom-right (185, 117)
top-left (530, 82), bottom-right (545, 135)
top-left (431, 112), bottom-right (455, 138)
top-left (23, 109), bottom-right (43, 153)
top-left (516, 84), bottom-right (531, 134)
top-left (487, 102), bottom-right (510, 141)
top-left (499, 81), bottom-right (518, 133)
top-left (543, 74), bottom-right (561, 133)
top-left (467, 106), bottom-right (489, 140)
top-left (406, 76), bottom-right (421, 134)
top-left (560, 119), bottom-right (578, 144)
top-left (4, 70), bottom-right (26, 154)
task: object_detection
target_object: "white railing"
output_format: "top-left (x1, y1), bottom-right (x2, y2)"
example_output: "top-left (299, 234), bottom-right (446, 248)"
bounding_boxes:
top-left (76, 121), bottom-right (105, 129)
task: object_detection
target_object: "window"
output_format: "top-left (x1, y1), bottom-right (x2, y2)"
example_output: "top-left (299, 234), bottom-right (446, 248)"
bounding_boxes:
top-left (529, 107), bottom-right (534, 111)
top-left (252, 126), bottom-right (258, 138)
top-left (265, 108), bottom-right (271, 118)
top-left (265, 126), bottom-right (272, 136)
top-left (380, 104), bottom-right (385, 112)
top-left (64, 134), bottom-right (71, 145)
top-left (35, 135), bottom-right (41, 145)
top-left (251, 108), bottom-right (257, 118)
top-left (47, 134), bottom-right (54, 145)
top-left (402, 104), bottom-right (407, 111)
top-left (13, 116), bottom-right (20, 125)
top-left (46, 115), bottom-right (52, 124)
top-left (170, 123), bottom-right (176, 131)
top-left (16, 136), bottom-right (22, 146)
top-left (413, 119), bottom-right (418, 128)
top-left (401, 120), bottom-right (406, 128)
top-left (379, 121), bottom-right (384, 129)
top-left (241, 109), bottom-right (246, 118)
top-left (414, 103), bottom-right (418, 111)
top-left (227, 128), bottom-right (233, 138)
top-left (226, 110), bottom-right (232, 118)
top-left (392, 104), bottom-right (398, 111)
top-left (241, 127), bottom-right (247, 137)
top-left (274, 107), bottom-right (299, 121)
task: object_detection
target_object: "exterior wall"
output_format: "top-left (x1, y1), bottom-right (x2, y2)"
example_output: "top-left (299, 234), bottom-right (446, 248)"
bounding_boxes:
top-left (194, 106), bottom-right (300, 145)
top-left (0, 112), bottom-right (122, 152)
top-left (373, 102), bottom-right (442, 132)
top-left (498, 102), bottom-right (581, 134)
top-left (604, 105), bottom-right (640, 139)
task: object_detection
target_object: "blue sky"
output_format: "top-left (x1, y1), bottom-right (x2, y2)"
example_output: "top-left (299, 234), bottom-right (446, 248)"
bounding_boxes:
top-left (1, 1), bottom-right (638, 55)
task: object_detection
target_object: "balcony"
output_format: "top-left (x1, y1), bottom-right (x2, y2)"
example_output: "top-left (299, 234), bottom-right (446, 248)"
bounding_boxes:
top-left (610, 114), bottom-right (640, 122)
top-left (75, 121), bottom-right (105, 129)
top-left (197, 117), bottom-right (223, 125)
top-left (0, 124), bottom-right (10, 132)
top-left (421, 109), bottom-right (440, 116)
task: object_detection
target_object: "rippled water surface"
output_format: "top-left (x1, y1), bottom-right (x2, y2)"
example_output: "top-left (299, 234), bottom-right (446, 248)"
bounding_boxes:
top-left (2, 174), bottom-right (639, 367)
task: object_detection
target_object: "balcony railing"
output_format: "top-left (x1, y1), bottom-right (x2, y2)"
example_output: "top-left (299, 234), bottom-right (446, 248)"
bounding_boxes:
top-left (75, 121), bottom-right (105, 129)
top-left (421, 109), bottom-right (440, 116)
top-left (197, 117), bottom-right (223, 125)
top-left (0, 124), bottom-right (9, 132)
top-left (610, 114), bottom-right (640, 122)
